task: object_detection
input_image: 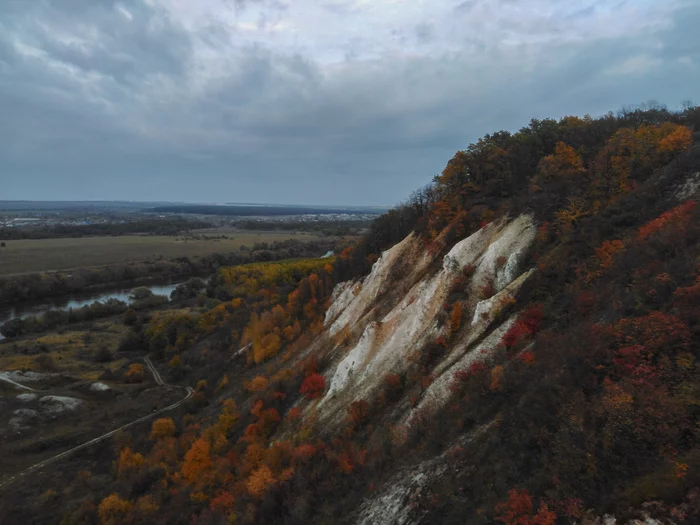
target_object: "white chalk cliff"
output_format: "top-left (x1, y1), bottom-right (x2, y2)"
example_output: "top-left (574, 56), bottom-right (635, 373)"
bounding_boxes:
top-left (316, 214), bottom-right (537, 426)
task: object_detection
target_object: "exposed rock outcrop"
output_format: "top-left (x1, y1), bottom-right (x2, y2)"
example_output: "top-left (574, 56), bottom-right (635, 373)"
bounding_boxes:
top-left (318, 214), bottom-right (537, 426)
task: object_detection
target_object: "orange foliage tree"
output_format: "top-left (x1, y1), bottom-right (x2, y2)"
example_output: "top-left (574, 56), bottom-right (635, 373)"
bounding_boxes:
top-left (536, 142), bottom-right (585, 182)
top-left (181, 438), bottom-right (212, 485)
top-left (245, 464), bottom-right (276, 498)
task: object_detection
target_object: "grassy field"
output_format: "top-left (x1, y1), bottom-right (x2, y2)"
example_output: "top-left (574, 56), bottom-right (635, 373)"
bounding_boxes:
top-left (0, 230), bottom-right (325, 275)
top-left (0, 321), bottom-right (130, 380)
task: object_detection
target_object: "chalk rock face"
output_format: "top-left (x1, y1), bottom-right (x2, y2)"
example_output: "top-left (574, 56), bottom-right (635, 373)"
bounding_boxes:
top-left (318, 214), bottom-right (537, 425)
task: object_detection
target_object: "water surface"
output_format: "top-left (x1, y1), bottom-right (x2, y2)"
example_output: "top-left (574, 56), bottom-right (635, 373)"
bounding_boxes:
top-left (0, 282), bottom-right (183, 337)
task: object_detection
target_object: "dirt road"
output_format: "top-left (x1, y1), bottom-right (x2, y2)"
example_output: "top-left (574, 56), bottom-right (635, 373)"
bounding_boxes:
top-left (0, 355), bottom-right (192, 489)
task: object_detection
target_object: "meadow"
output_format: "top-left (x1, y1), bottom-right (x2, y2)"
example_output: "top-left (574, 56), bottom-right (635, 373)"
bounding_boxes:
top-left (0, 230), bottom-right (325, 275)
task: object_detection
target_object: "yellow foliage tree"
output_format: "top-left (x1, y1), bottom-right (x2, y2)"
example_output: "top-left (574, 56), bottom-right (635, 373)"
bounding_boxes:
top-left (117, 447), bottom-right (144, 479)
top-left (125, 363), bottom-right (144, 383)
top-left (150, 417), bottom-right (176, 440)
top-left (98, 493), bottom-right (132, 525)
top-left (659, 125), bottom-right (692, 153)
top-left (247, 375), bottom-right (270, 393)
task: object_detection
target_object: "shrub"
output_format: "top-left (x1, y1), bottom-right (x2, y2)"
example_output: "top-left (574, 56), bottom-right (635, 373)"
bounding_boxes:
top-left (94, 347), bottom-right (113, 363)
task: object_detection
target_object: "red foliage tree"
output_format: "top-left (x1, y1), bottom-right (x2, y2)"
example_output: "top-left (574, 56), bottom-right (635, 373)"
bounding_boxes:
top-left (638, 201), bottom-right (697, 240)
top-left (300, 373), bottom-right (325, 399)
top-left (495, 488), bottom-right (557, 525)
top-left (502, 306), bottom-right (543, 351)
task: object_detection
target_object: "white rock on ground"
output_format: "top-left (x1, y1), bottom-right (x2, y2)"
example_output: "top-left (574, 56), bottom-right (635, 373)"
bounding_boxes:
top-left (2, 371), bottom-right (55, 382)
top-left (90, 382), bottom-right (110, 392)
top-left (13, 408), bottom-right (39, 418)
top-left (39, 395), bottom-right (82, 413)
top-left (16, 393), bottom-right (38, 402)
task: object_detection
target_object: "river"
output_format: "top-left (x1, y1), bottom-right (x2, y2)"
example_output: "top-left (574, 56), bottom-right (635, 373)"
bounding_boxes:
top-left (0, 282), bottom-right (184, 339)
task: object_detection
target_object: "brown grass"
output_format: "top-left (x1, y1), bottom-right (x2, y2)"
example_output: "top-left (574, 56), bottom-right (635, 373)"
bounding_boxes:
top-left (0, 231), bottom-right (326, 276)
top-left (0, 322), bottom-right (130, 379)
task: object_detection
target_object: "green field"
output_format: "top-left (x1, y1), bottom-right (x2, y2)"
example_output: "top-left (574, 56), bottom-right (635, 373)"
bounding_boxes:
top-left (0, 231), bottom-right (325, 275)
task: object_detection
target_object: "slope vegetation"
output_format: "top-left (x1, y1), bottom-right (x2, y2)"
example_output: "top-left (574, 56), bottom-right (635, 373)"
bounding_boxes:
top-left (3, 104), bottom-right (700, 525)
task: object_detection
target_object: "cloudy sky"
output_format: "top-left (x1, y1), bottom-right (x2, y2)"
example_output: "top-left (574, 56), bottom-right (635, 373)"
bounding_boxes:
top-left (1, 0), bottom-right (698, 206)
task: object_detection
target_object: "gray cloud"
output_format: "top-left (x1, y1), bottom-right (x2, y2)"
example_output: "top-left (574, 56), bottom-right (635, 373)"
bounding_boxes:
top-left (1, 0), bottom-right (698, 205)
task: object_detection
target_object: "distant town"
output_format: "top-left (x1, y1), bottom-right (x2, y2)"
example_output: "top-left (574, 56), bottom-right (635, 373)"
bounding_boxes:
top-left (0, 201), bottom-right (384, 233)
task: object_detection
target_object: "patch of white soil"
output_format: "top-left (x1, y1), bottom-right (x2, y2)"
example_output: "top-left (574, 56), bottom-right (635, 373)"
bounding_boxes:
top-left (675, 171), bottom-right (700, 200)
top-left (470, 214), bottom-right (537, 296)
top-left (329, 233), bottom-right (432, 337)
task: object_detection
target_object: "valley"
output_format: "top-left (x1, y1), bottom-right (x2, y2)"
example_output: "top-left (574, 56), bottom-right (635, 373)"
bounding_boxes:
top-left (0, 106), bottom-right (699, 525)
top-left (0, 231), bottom-right (327, 276)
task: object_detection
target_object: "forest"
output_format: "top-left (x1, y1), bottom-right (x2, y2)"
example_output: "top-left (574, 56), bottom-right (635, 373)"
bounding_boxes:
top-left (1, 103), bottom-right (700, 524)
top-left (0, 218), bottom-right (214, 241)
top-left (0, 238), bottom-right (337, 305)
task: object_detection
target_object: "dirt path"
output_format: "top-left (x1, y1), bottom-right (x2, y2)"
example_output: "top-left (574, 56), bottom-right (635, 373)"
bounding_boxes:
top-left (0, 373), bottom-right (37, 392)
top-left (0, 356), bottom-right (192, 490)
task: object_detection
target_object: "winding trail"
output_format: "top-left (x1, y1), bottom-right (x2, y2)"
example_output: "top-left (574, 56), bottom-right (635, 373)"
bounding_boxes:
top-left (0, 355), bottom-right (193, 490)
top-left (0, 374), bottom-right (37, 392)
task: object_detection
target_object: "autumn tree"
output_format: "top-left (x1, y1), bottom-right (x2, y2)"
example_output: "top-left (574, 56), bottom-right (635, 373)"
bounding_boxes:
top-left (246, 465), bottom-right (276, 498)
top-left (495, 488), bottom-right (557, 525)
top-left (98, 493), bottom-right (132, 525)
top-left (300, 373), bottom-right (325, 399)
top-left (116, 447), bottom-right (144, 480)
top-left (125, 363), bottom-right (144, 383)
top-left (150, 417), bottom-right (176, 440)
top-left (181, 438), bottom-right (212, 484)
top-left (535, 142), bottom-right (585, 182)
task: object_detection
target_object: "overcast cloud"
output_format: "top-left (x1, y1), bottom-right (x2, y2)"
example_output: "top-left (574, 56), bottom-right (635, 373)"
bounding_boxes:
top-left (1, 0), bottom-right (698, 205)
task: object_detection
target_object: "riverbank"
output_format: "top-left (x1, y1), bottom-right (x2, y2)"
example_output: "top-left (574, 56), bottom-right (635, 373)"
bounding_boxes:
top-left (0, 237), bottom-right (339, 305)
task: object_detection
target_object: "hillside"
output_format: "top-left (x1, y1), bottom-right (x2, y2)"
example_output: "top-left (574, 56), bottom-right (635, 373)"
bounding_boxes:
top-left (2, 104), bottom-right (700, 524)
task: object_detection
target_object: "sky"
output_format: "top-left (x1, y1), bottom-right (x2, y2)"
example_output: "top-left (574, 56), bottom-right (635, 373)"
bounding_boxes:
top-left (0, 0), bottom-right (698, 206)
